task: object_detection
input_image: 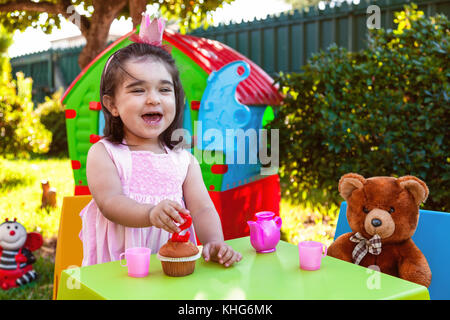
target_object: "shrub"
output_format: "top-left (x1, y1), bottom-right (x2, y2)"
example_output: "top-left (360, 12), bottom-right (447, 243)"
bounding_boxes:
top-left (0, 71), bottom-right (52, 159)
top-left (0, 26), bottom-right (52, 159)
top-left (36, 89), bottom-right (68, 157)
top-left (269, 4), bottom-right (449, 212)
top-left (0, 25), bottom-right (12, 83)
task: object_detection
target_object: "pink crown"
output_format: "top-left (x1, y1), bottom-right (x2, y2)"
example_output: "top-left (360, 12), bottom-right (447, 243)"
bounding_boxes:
top-left (130, 14), bottom-right (171, 52)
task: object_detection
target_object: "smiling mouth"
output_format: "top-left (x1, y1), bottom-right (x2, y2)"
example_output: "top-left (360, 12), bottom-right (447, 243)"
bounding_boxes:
top-left (1, 238), bottom-right (19, 245)
top-left (142, 112), bottom-right (163, 125)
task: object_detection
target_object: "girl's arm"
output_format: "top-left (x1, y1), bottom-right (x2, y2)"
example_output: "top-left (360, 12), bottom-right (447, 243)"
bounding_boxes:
top-left (86, 142), bottom-right (184, 230)
top-left (86, 142), bottom-right (152, 227)
top-left (182, 153), bottom-right (224, 243)
top-left (183, 153), bottom-right (242, 266)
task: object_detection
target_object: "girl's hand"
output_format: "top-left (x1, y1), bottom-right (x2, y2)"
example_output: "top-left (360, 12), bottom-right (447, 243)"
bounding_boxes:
top-left (202, 241), bottom-right (242, 267)
top-left (149, 200), bottom-right (189, 233)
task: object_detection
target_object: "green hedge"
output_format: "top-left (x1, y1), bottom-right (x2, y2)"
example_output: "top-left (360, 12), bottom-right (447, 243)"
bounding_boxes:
top-left (269, 4), bottom-right (449, 212)
top-left (0, 71), bottom-right (51, 159)
top-left (36, 89), bottom-right (68, 157)
top-left (0, 26), bottom-right (51, 159)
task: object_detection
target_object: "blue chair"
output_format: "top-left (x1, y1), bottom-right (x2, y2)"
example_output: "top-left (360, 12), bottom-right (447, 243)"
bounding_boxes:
top-left (334, 201), bottom-right (450, 300)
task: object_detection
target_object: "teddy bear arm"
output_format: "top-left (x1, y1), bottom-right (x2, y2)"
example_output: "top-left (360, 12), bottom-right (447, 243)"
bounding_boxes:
top-left (397, 243), bottom-right (432, 288)
top-left (327, 233), bottom-right (354, 263)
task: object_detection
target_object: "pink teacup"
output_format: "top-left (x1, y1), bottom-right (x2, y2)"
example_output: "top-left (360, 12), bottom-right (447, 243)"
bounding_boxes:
top-left (119, 247), bottom-right (151, 277)
top-left (298, 241), bottom-right (327, 271)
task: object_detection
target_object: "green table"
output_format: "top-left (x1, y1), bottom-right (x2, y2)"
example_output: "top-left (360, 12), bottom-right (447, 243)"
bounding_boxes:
top-left (57, 237), bottom-right (429, 300)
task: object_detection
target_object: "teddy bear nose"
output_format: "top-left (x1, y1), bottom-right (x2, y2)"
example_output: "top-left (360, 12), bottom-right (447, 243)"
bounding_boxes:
top-left (371, 219), bottom-right (382, 227)
top-left (9, 230), bottom-right (15, 236)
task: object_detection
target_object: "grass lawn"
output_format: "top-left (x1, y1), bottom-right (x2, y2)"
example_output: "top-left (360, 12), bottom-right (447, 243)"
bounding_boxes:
top-left (0, 157), bottom-right (75, 238)
top-left (0, 157), bottom-right (74, 300)
top-left (0, 156), bottom-right (337, 300)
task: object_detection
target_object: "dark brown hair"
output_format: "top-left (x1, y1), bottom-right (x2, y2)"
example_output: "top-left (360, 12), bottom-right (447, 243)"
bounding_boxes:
top-left (99, 42), bottom-right (185, 149)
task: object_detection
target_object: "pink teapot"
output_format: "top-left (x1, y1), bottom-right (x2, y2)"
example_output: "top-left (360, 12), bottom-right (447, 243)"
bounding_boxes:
top-left (247, 211), bottom-right (282, 253)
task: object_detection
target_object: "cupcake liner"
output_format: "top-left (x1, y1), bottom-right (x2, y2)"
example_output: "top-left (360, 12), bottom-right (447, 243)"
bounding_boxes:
top-left (157, 243), bottom-right (201, 277)
top-left (157, 252), bottom-right (201, 277)
top-left (157, 251), bottom-right (201, 262)
top-left (160, 260), bottom-right (195, 277)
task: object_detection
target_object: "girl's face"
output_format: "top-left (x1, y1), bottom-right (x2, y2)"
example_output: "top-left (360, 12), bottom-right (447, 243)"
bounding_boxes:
top-left (104, 58), bottom-right (176, 148)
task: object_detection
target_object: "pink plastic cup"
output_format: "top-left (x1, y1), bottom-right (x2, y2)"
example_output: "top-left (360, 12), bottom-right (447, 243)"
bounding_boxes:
top-left (119, 247), bottom-right (151, 277)
top-left (298, 241), bottom-right (327, 271)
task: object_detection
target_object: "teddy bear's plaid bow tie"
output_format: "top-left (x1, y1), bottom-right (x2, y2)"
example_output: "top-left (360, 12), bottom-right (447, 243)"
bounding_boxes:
top-left (349, 232), bottom-right (382, 265)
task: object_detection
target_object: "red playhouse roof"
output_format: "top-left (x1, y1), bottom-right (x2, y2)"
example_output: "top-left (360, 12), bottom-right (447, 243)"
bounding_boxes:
top-left (164, 29), bottom-right (283, 106)
top-left (62, 29), bottom-right (283, 106)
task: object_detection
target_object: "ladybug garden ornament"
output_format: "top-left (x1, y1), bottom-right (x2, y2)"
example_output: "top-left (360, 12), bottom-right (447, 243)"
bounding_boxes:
top-left (0, 218), bottom-right (43, 290)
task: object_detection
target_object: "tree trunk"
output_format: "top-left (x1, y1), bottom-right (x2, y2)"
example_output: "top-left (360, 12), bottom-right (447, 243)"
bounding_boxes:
top-left (129, 0), bottom-right (148, 28)
top-left (78, 23), bottom-right (111, 69)
top-left (78, 0), bottom-right (127, 69)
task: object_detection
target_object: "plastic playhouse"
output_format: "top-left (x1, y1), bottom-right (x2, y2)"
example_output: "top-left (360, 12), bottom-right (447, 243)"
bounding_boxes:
top-left (62, 28), bottom-right (283, 240)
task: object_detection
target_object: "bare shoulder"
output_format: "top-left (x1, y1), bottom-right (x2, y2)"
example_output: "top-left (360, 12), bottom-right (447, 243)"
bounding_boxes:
top-left (183, 151), bottom-right (205, 188)
top-left (186, 151), bottom-right (198, 164)
top-left (86, 140), bottom-right (122, 198)
top-left (86, 141), bottom-right (115, 174)
top-left (185, 152), bottom-right (201, 178)
top-left (86, 140), bottom-right (118, 175)
top-left (87, 140), bottom-right (109, 160)
top-left (181, 150), bottom-right (200, 168)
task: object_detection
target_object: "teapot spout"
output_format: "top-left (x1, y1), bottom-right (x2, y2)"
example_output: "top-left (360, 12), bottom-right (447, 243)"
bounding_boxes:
top-left (247, 220), bottom-right (258, 231)
top-left (247, 220), bottom-right (263, 245)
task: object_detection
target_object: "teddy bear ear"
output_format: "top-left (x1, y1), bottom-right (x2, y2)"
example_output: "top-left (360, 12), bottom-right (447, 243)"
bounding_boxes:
top-left (339, 173), bottom-right (366, 201)
top-left (398, 176), bottom-right (429, 205)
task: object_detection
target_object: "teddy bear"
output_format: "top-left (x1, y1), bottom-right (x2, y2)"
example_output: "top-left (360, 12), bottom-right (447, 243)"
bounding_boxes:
top-left (327, 173), bottom-right (432, 288)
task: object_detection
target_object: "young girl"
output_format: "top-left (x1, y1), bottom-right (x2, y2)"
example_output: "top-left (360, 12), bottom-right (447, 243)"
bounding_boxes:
top-left (79, 17), bottom-right (241, 268)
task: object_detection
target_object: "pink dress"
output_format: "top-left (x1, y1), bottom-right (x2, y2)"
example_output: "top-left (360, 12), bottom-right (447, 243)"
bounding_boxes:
top-left (79, 138), bottom-right (197, 266)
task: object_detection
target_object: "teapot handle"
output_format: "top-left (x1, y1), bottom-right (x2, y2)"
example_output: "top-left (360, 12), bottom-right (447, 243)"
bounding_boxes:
top-left (274, 216), bottom-right (282, 229)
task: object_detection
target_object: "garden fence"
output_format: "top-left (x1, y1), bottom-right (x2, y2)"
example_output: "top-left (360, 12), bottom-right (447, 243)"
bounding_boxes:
top-left (190, 0), bottom-right (450, 75)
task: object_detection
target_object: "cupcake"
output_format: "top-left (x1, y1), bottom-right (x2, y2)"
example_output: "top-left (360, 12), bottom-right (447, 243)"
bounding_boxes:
top-left (157, 239), bottom-right (201, 277)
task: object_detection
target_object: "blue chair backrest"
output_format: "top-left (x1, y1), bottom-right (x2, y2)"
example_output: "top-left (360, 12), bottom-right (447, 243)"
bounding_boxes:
top-left (334, 201), bottom-right (450, 300)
